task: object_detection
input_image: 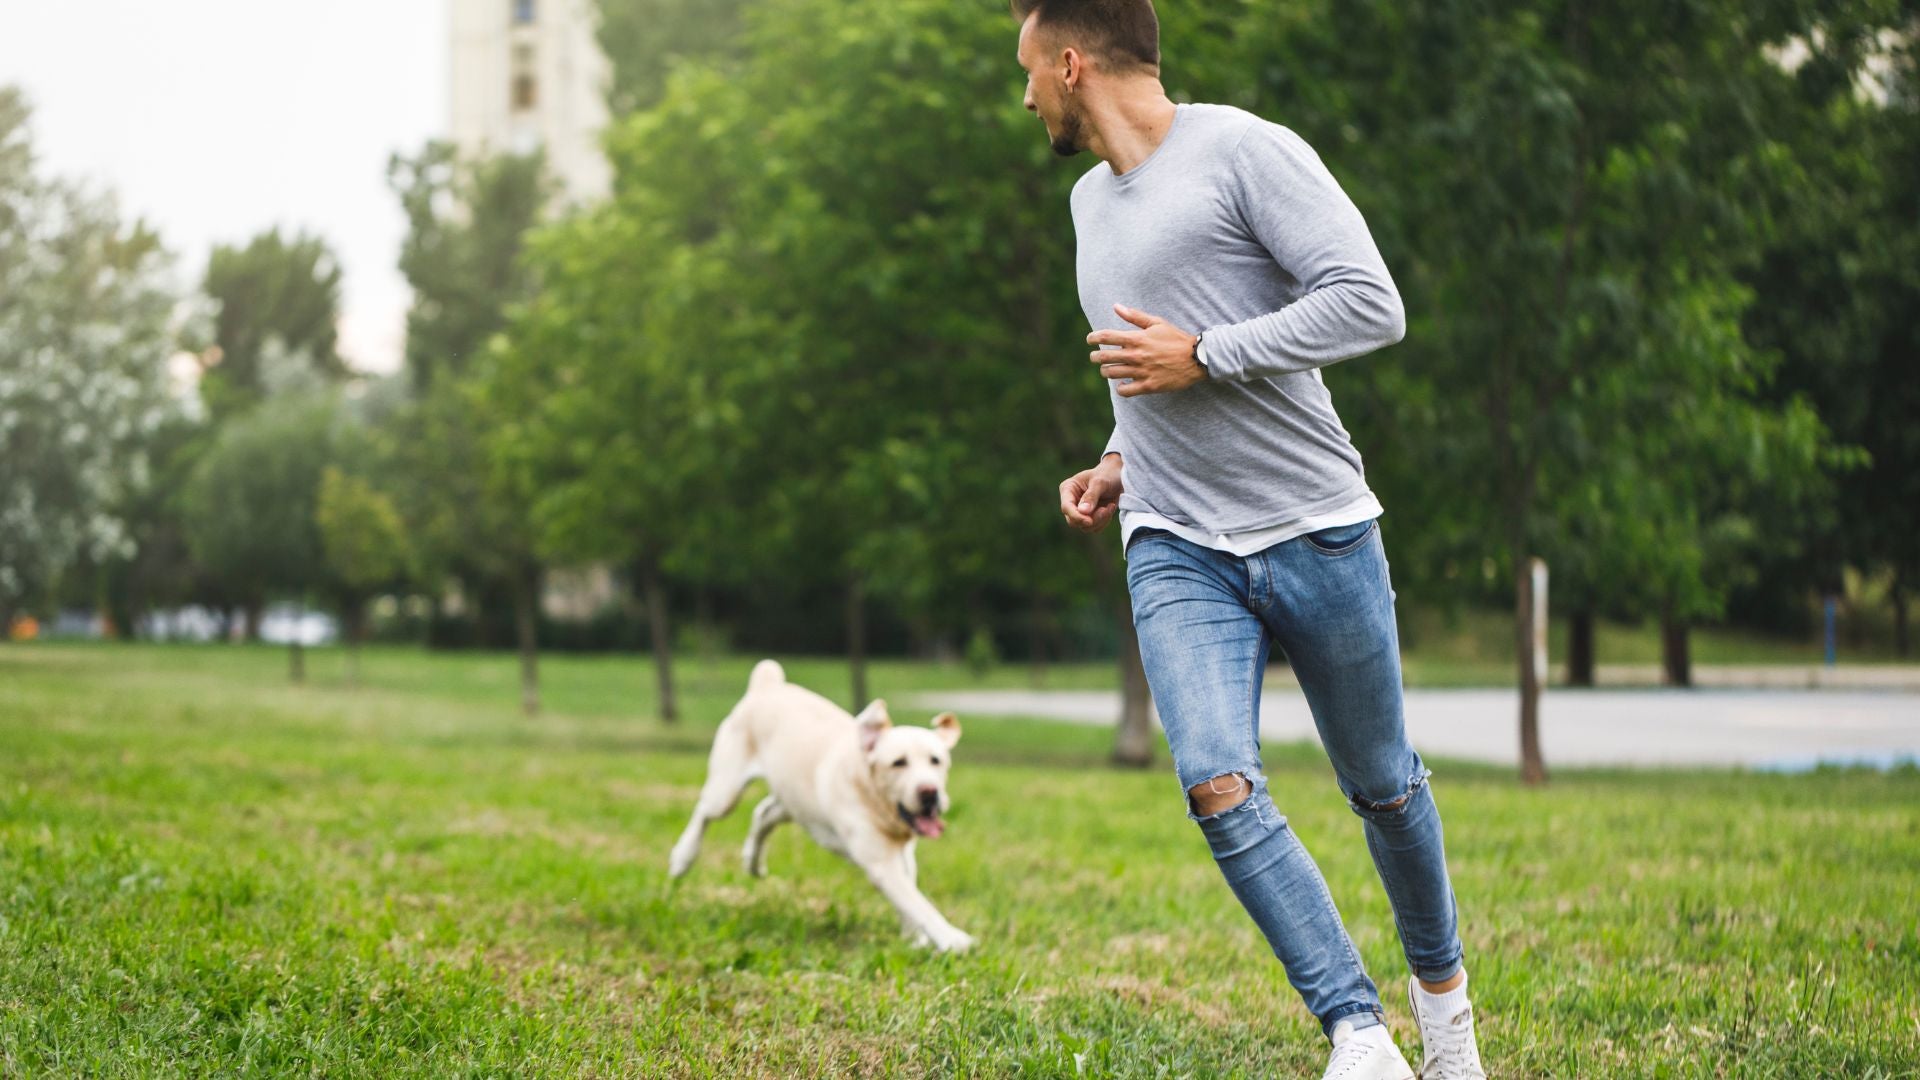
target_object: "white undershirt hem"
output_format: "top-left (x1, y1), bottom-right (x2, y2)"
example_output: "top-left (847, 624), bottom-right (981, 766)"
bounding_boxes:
top-left (1119, 490), bottom-right (1384, 558)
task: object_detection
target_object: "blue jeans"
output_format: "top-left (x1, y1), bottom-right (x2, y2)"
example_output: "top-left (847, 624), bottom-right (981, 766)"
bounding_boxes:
top-left (1125, 518), bottom-right (1464, 1037)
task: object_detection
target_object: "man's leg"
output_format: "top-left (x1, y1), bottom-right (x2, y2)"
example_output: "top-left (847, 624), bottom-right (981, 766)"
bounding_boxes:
top-left (1126, 530), bottom-right (1387, 1036)
top-left (1259, 519), bottom-right (1466, 986)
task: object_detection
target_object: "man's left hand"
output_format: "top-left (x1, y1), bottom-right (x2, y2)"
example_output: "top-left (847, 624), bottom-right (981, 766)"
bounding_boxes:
top-left (1087, 304), bottom-right (1206, 398)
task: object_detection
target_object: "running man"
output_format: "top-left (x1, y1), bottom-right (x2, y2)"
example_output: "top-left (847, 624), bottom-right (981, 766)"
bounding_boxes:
top-left (1016, 1), bottom-right (1489, 1076)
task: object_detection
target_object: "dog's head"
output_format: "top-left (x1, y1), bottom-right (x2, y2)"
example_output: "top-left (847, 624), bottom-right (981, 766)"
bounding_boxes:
top-left (854, 700), bottom-right (961, 839)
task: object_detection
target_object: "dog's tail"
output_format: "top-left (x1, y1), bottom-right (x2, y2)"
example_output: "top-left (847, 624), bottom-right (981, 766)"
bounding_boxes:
top-left (747, 658), bottom-right (785, 693)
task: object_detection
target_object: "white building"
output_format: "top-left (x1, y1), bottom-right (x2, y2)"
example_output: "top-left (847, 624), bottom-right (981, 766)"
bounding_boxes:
top-left (449, 0), bottom-right (612, 203)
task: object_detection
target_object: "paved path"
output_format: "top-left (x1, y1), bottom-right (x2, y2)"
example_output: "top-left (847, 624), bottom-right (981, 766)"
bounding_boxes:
top-left (1589, 664), bottom-right (1920, 691)
top-left (907, 686), bottom-right (1920, 769)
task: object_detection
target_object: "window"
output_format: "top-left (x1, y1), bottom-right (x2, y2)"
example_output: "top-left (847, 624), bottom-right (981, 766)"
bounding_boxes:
top-left (511, 44), bottom-right (537, 110)
top-left (512, 0), bottom-right (535, 24)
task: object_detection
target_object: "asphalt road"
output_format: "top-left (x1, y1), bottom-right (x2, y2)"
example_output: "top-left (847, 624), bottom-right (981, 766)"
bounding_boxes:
top-left (908, 685), bottom-right (1920, 769)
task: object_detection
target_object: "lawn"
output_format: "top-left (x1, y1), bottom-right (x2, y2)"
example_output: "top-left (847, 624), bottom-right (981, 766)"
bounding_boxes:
top-left (1, 643), bottom-right (1915, 1076)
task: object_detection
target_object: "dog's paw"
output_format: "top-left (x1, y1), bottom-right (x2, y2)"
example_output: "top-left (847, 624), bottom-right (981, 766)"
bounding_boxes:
top-left (931, 929), bottom-right (975, 954)
top-left (668, 844), bottom-right (698, 879)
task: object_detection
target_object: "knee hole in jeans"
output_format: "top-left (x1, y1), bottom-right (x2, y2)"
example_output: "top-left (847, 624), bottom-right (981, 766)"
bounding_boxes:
top-left (1347, 768), bottom-right (1432, 815)
top-left (1188, 772), bottom-right (1252, 817)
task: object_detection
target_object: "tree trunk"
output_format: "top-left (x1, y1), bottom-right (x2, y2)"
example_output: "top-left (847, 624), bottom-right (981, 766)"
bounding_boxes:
top-left (694, 588), bottom-right (716, 663)
top-left (1893, 581), bottom-right (1910, 659)
top-left (289, 636), bottom-right (305, 684)
top-left (1567, 608), bottom-right (1596, 687)
top-left (345, 600), bottom-right (365, 687)
top-left (1086, 536), bottom-right (1153, 767)
top-left (1661, 600), bottom-right (1692, 687)
top-left (512, 564), bottom-right (541, 717)
top-left (1029, 593), bottom-right (1051, 688)
top-left (640, 559), bottom-right (678, 724)
top-left (847, 574), bottom-right (869, 711)
top-left (243, 601), bottom-right (263, 643)
top-left (1113, 602), bottom-right (1154, 768)
top-left (1516, 558), bottom-right (1548, 785)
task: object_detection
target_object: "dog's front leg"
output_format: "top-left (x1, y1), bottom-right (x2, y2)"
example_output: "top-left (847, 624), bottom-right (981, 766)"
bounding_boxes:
top-left (852, 840), bottom-right (973, 953)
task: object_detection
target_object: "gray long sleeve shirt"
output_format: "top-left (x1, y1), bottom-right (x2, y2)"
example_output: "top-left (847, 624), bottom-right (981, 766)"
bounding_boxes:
top-left (1072, 103), bottom-right (1405, 536)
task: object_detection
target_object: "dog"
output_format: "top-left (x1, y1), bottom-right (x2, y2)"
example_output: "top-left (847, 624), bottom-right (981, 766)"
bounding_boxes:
top-left (667, 659), bottom-right (974, 952)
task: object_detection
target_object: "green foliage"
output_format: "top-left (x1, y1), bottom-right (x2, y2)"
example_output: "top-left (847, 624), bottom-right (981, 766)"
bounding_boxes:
top-left (595, 0), bottom-right (751, 115)
top-left (199, 227), bottom-right (345, 418)
top-left (1181, 2), bottom-right (1881, 629)
top-left (965, 625), bottom-right (1001, 677)
top-left (180, 393), bottom-right (346, 608)
top-left (1743, 25), bottom-right (1920, 607)
top-left (316, 467), bottom-right (410, 595)
top-left (388, 143), bottom-right (549, 392)
top-left (513, 0), bottom-right (1112, 637)
top-left (0, 87), bottom-right (182, 614)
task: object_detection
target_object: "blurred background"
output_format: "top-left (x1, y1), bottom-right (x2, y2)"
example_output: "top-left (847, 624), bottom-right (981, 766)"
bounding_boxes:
top-left (3, 0), bottom-right (1916, 774)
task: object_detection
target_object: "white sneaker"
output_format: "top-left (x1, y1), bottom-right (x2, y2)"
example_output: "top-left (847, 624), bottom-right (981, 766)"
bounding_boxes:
top-left (1407, 975), bottom-right (1487, 1079)
top-left (1322, 1019), bottom-right (1416, 1080)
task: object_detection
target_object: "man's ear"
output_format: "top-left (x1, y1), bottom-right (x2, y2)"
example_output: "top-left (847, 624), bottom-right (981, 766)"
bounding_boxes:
top-left (1061, 45), bottom-right (1082, 92)
top-left (855, 699), bottom-right (892, 754)
top-left (931, 712), bottom-right (961, 749)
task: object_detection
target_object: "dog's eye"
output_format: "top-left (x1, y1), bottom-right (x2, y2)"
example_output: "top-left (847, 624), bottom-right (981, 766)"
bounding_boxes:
top-left (930, 756), bottom-right (942, 766)
top-left (891, 757), bottom-right (908, 768)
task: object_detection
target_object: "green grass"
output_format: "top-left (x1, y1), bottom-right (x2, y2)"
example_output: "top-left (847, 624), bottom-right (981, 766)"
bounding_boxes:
top-left (1, 643), bottom-right (1916, 1076)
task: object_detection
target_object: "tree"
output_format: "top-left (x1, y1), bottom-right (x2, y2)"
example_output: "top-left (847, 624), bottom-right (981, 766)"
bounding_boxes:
top-left (388, 144), bottom-right (552, 713)
top-left (484, 195), bottom-right (727, 724)
top-left (513, 0), bottom-right (1141, 743)
top-left (389, 144), bottom-right (548, 390)
top-left (1743, 17), bottom-right (1920, 657)
top-left (316, 466), bottom-right (410, 684)
top-left (1210, 0), bottom-right (1869, 780)
top-left (199, 228), bottom-right (345, 418)
top-left (595, 0), bottom-right (752, 115)
top-left (180, 392), bottom-right (341, 679)
top-left (0, 87), bottom-right (180, 626)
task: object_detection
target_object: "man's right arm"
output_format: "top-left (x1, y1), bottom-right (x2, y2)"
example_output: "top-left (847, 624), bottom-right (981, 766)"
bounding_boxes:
top-left (1060, 447), bottom-right (1124, 534)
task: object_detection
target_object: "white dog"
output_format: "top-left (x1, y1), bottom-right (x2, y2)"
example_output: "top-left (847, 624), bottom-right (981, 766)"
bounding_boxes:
top-left (668, 659), bottom-right (974, 952)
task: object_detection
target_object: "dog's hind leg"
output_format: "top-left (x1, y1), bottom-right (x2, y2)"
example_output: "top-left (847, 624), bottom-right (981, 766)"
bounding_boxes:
top-left (741, 795), bottom-right (791, 878)
top-left (669, 716), bottom-right (756, 879)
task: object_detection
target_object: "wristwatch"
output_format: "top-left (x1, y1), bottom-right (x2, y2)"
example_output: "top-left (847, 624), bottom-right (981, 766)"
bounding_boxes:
top-left (1193, 330), bottom-right (1210, 376)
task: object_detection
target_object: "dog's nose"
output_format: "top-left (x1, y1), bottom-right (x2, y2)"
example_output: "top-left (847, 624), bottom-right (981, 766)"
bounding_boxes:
top-left (916, 787), bottom-right (940, 811)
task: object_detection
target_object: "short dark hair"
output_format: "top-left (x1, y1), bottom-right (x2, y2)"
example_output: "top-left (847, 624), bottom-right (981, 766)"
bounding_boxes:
top-left (1012, 0), bottom-right (1160, 72)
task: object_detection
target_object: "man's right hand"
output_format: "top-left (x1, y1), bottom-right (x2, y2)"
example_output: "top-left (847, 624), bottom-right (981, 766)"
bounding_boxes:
top-left (1059, 453), bottom-right (1124, 533)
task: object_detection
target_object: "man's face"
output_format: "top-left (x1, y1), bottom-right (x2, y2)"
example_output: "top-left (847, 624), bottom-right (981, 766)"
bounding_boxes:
top-left (1018, 13), bottom-right (1085, 157)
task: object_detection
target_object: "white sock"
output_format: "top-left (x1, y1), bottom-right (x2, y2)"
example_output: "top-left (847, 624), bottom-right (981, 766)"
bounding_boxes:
top-left (1415, 972), bottom-right (1470, 1017)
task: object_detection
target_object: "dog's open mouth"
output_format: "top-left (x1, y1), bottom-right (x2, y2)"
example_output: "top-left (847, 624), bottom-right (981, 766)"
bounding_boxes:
top-left (898, 805), bottom-right (945, 839)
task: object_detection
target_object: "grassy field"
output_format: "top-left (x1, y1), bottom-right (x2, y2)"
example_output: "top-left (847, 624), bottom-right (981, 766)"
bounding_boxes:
top-left (1, 643), bottom-right (1916, 1077)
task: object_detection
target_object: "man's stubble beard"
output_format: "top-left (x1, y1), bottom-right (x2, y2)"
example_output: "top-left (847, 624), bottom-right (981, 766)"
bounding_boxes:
top-left (1050, 100), bottom-right (1086, 157)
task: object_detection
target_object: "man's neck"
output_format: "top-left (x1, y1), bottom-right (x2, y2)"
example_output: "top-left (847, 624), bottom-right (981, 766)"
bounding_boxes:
top-left (1086, 82), bottom-right (1178, 175)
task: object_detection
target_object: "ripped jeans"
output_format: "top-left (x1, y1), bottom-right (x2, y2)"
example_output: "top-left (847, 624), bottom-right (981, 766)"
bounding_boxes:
top-left (1126, 518), bottom-right (1464, 1037)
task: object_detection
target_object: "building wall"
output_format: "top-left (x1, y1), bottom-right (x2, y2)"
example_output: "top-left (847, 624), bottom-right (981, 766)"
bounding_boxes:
top-left (449, 0), bottom-right (611, 203)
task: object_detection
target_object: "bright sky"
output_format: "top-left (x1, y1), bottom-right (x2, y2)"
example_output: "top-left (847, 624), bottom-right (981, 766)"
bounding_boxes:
top-left (0, 0), bottom-right (448, 374)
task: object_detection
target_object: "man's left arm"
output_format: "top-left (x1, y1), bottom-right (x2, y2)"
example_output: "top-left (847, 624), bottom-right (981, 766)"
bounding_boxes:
top-left (1196, 123), bottom-right (1406, 383)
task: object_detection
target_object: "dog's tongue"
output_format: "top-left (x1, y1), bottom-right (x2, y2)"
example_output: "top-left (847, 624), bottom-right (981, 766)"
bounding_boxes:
top-left (911, 815), bottom-right (945, 839)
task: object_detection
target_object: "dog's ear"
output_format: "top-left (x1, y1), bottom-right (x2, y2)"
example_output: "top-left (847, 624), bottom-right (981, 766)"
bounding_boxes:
top-left (931, 712), bottom-right (961, 749)
top-left (854, 699), bottom-right (891, 754)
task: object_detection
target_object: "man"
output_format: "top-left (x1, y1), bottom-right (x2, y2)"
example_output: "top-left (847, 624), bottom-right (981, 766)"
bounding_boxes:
top-left (1015, 2), bottom-right (1489, 1078)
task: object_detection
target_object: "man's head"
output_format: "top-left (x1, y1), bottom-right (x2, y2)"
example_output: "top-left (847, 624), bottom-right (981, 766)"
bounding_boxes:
top-left (1014, 0), bottom-right (1161, 157)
